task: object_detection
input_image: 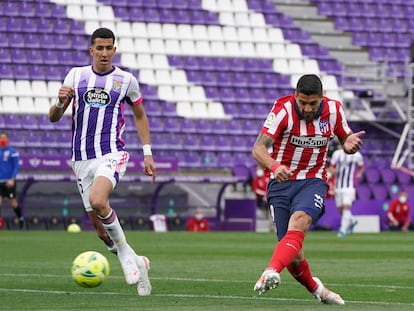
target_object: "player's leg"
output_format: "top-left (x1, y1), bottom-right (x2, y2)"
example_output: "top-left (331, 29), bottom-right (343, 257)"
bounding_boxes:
top-left (86, 210), bottom-right (117, 254)
top-left (7, 183), bottom-right (24, 229)
top-left (338, 188), bottom-right (356, 236)
top-left (91, 152), bottom-right (151, 294)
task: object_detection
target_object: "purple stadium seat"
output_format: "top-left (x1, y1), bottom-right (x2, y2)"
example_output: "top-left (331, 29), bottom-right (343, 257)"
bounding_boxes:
top-left (159, 8), bottom-right (175, 23)
top-left (380, 168), bottom-right (397, 185)
top-left (217, 151), bottom-right (234, 168)
top-left (9, 33), bottom-right (24, 48)
top-left (231, 136), bottom-right (248, 152)
top-left (8, 131), bottom-right (25, 148)
top-left (30, 66), bottom-right (46, 80)
top-left (199, 136), bottom-right (216, 151)
top-left (212, 58), bottom-right (229, 71)
top-left (35, 3), bottom-right (52, 17)
top-left (216, 72), bottom-right (233, 87)
top-left (199, 71), bottom-right (217, 86)
top-left (164, 117), bottom-right (184, 133)
top-left (0, 48), bottom-right (11, 63)
top-left (20, 18), bottom-right (37, 34)
top-left (55, 132), bottom-right (71, 148)
top-left (231, 163), bottom-right (251, 179)
top-left (195, 119), bottom-right (212, 134)
top-left (144, 100), bottom-right (162, 117)
top-left (396, 170), bottom-right (412, 185)
top-left (11, 49), bottom-right (26, 63)
top-left (161, 101), bottom-right (177, 117)
top-left (36, 18), bottom-right (54, 33)
top-left (21, 115), bottom-right (39, 130)
top-left (41, 131), bottom-right (58, 148)
top-left (45, 65), bottom-right (62, 80)
top-left (182, 134), bottom-right (199, 150)
top-left (219, 87), bottom-right (235, 103)
top-left (180, 118), bottom-right (196, 133)
top-left (27, 50), bottom-right (44, 65)
top-left (0, 64), bottom-right (13, 79)
top-left (181, 151), bottom-right (201, 168)
top-left (37, 114), bottom-right (56, 130)
top-left (13, 64), bottom-right (30, 79)
top-left (214, 135), bottom-right (231, 151)
top-left (364, 167), bottom-right (381, 184)
top-left (234, 88), bottom-right (251, 103)
top-left (183, 57), bottom-right (199, 70)
top-left (26, 131), bottom-right (42, 147)
top-left (210, 120), bottom-right (228, 135)
top-left (370, 184), bottom-right (390, 201)
top-left (356, 184), bottom-right (372, 200)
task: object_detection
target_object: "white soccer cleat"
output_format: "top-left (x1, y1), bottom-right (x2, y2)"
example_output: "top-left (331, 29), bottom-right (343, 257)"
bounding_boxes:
top-left (254, 269), bottom-right (281, 295)
top-left (117, 245), bottom-right (140, 285)
top-left (136, 255), bottom-right (152, 296)
top-left (312, 277), bottom-right (345, 305)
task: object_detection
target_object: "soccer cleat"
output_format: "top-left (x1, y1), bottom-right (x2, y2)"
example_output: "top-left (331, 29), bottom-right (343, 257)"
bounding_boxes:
top-left (117, 245), bottom-right (140, 285)
top-left (312, 277), bottom-right (345, 305)
top-left (337, 231), bottom-right (346, 238)
top-left (254, 269), bottom-right (281, 295)
top-left (136, 255), bottom-right (152, 296)
top-left (347, 220), bottom-right (358, 235)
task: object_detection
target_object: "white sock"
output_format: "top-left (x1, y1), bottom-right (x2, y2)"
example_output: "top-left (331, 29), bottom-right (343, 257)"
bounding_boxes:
top-left (340, 210), bottom-right (352, 233)
top-left (99, 209), bottom-right (127, 248)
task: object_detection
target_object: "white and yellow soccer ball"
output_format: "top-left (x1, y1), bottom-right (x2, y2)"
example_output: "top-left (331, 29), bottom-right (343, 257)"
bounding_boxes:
top-left (71, 251), bottom-right (110, 288)
top-left (67, 223), bottom-right (81, 233)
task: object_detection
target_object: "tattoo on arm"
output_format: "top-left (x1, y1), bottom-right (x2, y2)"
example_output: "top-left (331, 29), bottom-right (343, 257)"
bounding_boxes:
top-left (256, 134), bottom-right (274, 148)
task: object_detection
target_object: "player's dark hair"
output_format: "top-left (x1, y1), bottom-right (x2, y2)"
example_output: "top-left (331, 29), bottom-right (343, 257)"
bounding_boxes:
top-left (296, 74), bottom-right (323, 96)
top-left (91, 28), bottom-right (115, 45)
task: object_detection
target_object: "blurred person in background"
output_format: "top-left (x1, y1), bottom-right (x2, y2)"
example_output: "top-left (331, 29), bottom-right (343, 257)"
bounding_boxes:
top-left (49, 27), bottom-right (156, 296)
top-left (328, 148), bottom-right (364, 237)
top-left (387, 191), bottom-right (412, 231)
top-left (0, 131), bottom-right (24, 229)
top-left (252, 74), bottom-right (364, 305)
top-left (186, 207), bottom-right (209, 232)
top-left (252, 165), bottom-right (269, 209)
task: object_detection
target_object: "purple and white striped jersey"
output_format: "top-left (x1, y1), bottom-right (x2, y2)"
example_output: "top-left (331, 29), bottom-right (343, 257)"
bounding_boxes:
top-left (330, 149), bottom-right (364, 189)
top-left (63, 65), bottom-right (143, 161)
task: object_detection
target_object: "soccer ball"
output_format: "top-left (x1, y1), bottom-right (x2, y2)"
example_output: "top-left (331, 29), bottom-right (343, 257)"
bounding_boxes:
top-left (67, 223), bottom-right (81, 233)
top-left (71, 251), bottom-right (110, 288)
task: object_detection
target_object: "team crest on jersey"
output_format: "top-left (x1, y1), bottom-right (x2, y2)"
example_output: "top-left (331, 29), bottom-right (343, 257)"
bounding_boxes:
top-left (264, 112), bottom-right (276, 128)
top-left (112, 81), bottom-right (121, 92)
top-left (319, 120), bottom-right (329, 135)
top-left (84, 88), bottom-right (111, 108)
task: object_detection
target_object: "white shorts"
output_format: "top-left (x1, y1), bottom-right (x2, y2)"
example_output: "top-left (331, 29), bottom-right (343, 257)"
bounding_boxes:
top-left (72, 151), bottom-right (130, 212)
top-left (334, 188), bottom-right (356, 208)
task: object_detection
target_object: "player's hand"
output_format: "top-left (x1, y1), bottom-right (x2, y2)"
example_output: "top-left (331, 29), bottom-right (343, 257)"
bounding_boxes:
top-left (58, 86), bottom-right (75, 104)
top-left (343, 131), bottom-right (365, 154)
top-left (273, 165), bottom-right (292, 183)
top-left (143, 156), bottom-right (156, 183)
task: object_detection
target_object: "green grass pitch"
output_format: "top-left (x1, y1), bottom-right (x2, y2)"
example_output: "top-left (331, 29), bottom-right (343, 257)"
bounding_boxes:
top-left (1, 230), bottom-right (414, 310)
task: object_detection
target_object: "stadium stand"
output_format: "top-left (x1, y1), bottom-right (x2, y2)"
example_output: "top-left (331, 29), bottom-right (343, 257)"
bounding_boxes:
top-left (0, 0), bottom-right (413, 230)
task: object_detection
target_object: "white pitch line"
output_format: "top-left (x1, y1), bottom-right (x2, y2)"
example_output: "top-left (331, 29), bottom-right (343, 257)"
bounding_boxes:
top-left (2, 273), bottom-right (414, 291)
top-left (0, 287), bottom-right (413, 307)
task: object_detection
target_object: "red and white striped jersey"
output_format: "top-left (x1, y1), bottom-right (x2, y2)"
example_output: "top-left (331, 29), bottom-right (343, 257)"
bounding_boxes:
top-left (260, 94), bottom-right (352, 182)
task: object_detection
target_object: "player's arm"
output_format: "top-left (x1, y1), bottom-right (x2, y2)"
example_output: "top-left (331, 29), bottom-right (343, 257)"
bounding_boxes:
top-left (131, 103), bottom-right (156, 182)
top-left (252, 133), bottom-right (292, 183)
top-left (49, 86), bottom-right (74, 122)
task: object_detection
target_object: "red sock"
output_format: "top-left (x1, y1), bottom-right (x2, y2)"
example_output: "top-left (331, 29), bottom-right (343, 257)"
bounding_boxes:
top-left (268, 230), bottom-right (304, 272)
top-left (287, 259), bottom-right (318, 293)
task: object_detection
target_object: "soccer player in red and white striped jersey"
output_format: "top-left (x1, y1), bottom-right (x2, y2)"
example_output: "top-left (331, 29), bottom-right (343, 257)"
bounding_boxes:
top-left (252, 74), bottom-right (364, 305)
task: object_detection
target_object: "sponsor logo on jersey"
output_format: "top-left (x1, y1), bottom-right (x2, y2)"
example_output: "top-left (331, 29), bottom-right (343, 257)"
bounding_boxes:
top-left (290, 135), bottom-right (328, 148)
top-left (84, 88), bottom-right (111, 108)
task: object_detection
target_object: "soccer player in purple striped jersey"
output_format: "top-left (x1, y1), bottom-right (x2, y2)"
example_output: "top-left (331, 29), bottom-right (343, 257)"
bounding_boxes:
top-left (328, 148), bottom-right (364, 237)
top-left (49, 28), bottom-right (156, 296)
